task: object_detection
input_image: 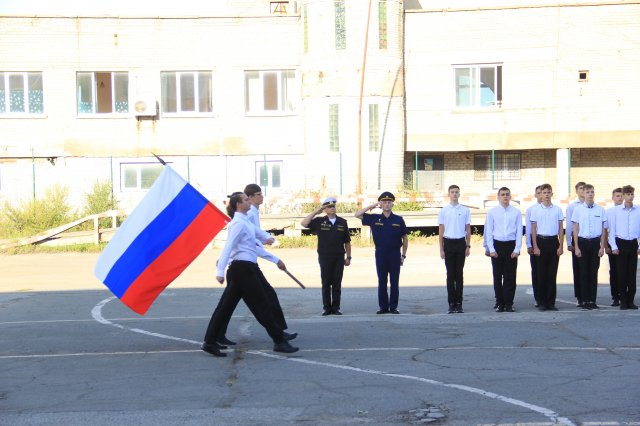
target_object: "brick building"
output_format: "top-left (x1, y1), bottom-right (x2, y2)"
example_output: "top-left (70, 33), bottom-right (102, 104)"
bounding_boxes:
top-left (0, 0), bottom-right (638, 212)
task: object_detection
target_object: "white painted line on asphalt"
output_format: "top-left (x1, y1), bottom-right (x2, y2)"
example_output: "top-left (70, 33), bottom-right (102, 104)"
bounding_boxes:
top-left (0, 349), bottom-right (199, 360)
top-left (90, 296), bottom-right (577, 426)
top-left (249, 350), bottom-right (576, 426)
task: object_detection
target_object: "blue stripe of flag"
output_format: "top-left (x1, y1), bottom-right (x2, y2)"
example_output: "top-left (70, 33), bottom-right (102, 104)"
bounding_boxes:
top-left (103, 184), bottom-right (208, 297)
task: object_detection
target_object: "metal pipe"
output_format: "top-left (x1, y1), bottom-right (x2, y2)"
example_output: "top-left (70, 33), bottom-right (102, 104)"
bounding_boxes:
top-left (357, 0), bottom-right (373, 194)
top-left (491, 149), bottom-right (495, 190)
top-left (31, 147), bottom-right (36, 199)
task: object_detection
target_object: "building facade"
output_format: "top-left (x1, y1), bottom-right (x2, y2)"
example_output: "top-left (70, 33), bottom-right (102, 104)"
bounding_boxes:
top-left (1, 0), bottom-right (638, 213)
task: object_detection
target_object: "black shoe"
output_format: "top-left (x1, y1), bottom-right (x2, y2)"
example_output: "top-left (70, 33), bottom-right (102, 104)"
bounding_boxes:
top-left (505, 305), bottom-right (515, 313)
top-left (534, 302), bottom-right (539, 308)
top-left (629, 304), bottom-right (639, 310)
top-left (611, 299), bottom-right (620, 307)
top-left (448, 304), bottom-right (455, 314)
top-left (201, 342), bottom-right (226, 357)
top-left (283, 331), bottom-right (298, 341)
top-left (493, 302), bottom-right (499, 309)
top-left (591, 303), bottom-right (600, 310)
top-left (389, 309), bottom-right (400, 314)
top-left (620, 304), bottom-right (629, 310)
top-left (332, 309), bottom-right (343, 315)
top-left (273, 341), bottom-right (299, 354)
top-left (538, 305), bottom-right (547, 311)
top-left (495, 304), bottom-right (504, 313)
top-left (217, 336), bottom-right (236, 346)
top-left (456, 304), bottom-right (464, 314)
top-left (576, 300), bottom-right (583, 308)
top-left (321, 309), bottom-right (332, 316)
top-left (376, 309), bottom-right (389, 314)
top-left (548, 305), bottom-right (559, 311)
top-left (582, 302), bottom-right (591, 310)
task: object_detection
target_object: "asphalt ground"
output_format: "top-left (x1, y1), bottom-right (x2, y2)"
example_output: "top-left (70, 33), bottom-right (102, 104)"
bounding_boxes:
top-left (1, 243), bottom-right (639, 426)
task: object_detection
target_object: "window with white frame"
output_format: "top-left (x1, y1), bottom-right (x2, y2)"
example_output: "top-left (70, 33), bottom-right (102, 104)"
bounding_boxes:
top-left (329, 104), bottom-right (339, 152)
top-left (474, 153), bottom-right (520, 181)
top-left (121, 163), bottom-right (164, 191)
top-left (454, 64), bottom-right (502, 108)
top-left (77, 72), bottom-right (128, 114)
top-left (161, 71), bottom-right (212, 114)
top-left (368, 104), bottom-right (379, 152)
top-left (245, 70), bottom-right (296, 114)
top-left (0, 72), bottom-right (44, 114)
top-left (335, 0), bottom-right (346, 50)
top-left (255, 161), bottom-right (282, 190)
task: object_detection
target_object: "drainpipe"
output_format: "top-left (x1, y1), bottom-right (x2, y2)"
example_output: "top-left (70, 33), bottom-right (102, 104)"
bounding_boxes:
top-left (263, 154), bottom-right (267, 197)
top-left (339, 152), bottom-right (343, 195)
top-left (31, 147), bottom-right (36, 199)
top-left (491, 149), bottom-right (495, 190)
top-left (109, 156), bottom-right (114, 205)
top-left (187, 155), bottom-right (191, 182)
top-left (567, 148), bottom-right (571, 193)
top-left (415, 151), bottom-right (418, 190)
top-left (357, 0), bottom-right (373, 194)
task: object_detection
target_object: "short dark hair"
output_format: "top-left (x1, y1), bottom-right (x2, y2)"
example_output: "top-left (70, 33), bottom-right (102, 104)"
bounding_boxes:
top-left (244, 184), bottom-right (262, 197)
top-left (612, 187), bottom-right (623, 196)
top-left (583, 184), bottom-right (594, 191)
top-left (540, 183), bottom-right (552, 192)
top-left (227, 192), bottom-right (245, 217)
top-left (497, 187), bottom-right (510, 195)
top-left (575, 181), bottom-right (586, 190)
top-left (448, 185), bottom-right (460, 192)
top-left (534, 185), bottom-right (542, 192)
top-left (622, 185), bottom-right (635, 194)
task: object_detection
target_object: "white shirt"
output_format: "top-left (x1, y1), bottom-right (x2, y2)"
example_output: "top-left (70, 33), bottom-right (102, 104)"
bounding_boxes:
top-left (247, 204), bottom-right (280, 264)
top-left (530, 203), bottom-right (564, 237)
top-left (484, 204), bottom-right (523, 254)
top-left (565, 199), bottom-right (583, 246)
top-left (216, 212), bottom-right (270, 277)
top-left (571, 203), bottom-right (605, 239)
top-left (438, 203), bottom-right (470, 239)
top-left (525, 202), bottom-right (540, 249)
top-left (607, 204), bottom-right (640, 251)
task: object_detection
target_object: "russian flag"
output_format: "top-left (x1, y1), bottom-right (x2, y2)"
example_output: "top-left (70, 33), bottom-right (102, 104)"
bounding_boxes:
top-left (94, 165), bottom-right (228, 315)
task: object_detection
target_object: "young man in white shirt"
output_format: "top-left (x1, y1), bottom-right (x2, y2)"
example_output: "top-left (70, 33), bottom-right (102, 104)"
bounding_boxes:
top-left (525, 185), bottom-right (543, 307)
top-left (484, 187), bottom-right (522, 312)
top-left (604, 187), bottom-right (623, 306)
top-left (530, 183), bottom-right (565, 311)
top-left (438, 185), bottom-right (471, 313)
top-left (566, 181), bottom-right (586, 307)
top-left (572, 184), bottom-right (606, 310)
top-left (608, 185), bottom-right (640, 310)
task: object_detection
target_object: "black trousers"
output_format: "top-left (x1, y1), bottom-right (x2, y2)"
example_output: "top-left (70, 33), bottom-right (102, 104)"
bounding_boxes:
top-left (572, 249), bottom-right (581, 301)
top-left (319, 254), bottom-right (345, 310)
top-left (491, 240), bottom-right (517, 306)
top-left (204, 261), bottom-right (285, 344)
top-left (577, 237), bottom-right (601, 304)
top-left (615, 238), bottom-right (638, 306)
top-left (207, 266), bottom-right (288, 341)
top-left (607, 242), bottom-right (619, 300)
top-left (537, 237), bottom-right (560, 308)
top-left (444, 238), bottom-right (466, 305)
top-left (530, 253), bottom-right (539, 304)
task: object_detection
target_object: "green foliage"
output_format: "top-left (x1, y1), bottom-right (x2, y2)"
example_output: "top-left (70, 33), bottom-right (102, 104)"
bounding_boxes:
top-left (301, 202), bottom-right (358, 214)
top-left (0, 185), bottom-right (73, 238)
top-left (82, 181), bottom-right (120, 228)
top-left (393, 201), bottom-right (424, 211)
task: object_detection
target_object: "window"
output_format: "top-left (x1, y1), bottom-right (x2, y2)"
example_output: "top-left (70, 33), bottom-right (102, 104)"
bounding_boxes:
top-left (335, 0), bottom-right (346, 50)
top-left (255, 161), bottom-right (282, 190)
top-left (454, 65), bottom-right (502, 108)
top-left (245, 70), bottom-right (296, 114)
top-left (77, 72), bottom-right (128, 114)
top-left (303, 4), bottom-right (309, 53)
top-left (161, 71), bottom-right (212, 114)
top-left (0, 72), bottom-right (44, 114)
top-left (329, 104), bottom-right (339, 152)
top-left (378, 1), bottom-right (387, 50)
top-left (368, 104), bottom-right (379, 152)
top-left (578, 70), bottom-right (589, 82)
top-left (474, 153), bottom-right (520, 181)
top-left (121, 163), bottom-right (164, 191)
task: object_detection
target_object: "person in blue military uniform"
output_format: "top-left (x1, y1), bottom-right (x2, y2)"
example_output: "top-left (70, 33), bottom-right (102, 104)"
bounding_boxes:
top-left (301, 196), bottom-right (352, 316)
top-left (355, 191), bottom-right (409, 314)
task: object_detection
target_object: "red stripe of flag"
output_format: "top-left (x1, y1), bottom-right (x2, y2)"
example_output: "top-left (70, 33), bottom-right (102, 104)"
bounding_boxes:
top-left (121, 204), bottom-right (227, 315)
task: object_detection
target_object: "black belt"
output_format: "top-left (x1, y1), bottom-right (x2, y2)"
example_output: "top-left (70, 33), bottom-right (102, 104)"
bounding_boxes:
top-left (578, 237), bottom-right (601, 242)
top-left (537, 235), bottom-right (557, 240)
top-left (444, 237), bottom-right (466, 241)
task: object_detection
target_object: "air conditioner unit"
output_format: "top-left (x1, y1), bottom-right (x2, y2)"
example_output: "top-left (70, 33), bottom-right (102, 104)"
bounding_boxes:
top-left (133, 99), bottom-right (158, 117)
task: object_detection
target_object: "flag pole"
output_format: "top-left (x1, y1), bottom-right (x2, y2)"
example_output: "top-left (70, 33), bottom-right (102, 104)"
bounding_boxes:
top-left (283, 269), bottom-right (306, 289)
top-left (151, 152), bottom-right (167, 165)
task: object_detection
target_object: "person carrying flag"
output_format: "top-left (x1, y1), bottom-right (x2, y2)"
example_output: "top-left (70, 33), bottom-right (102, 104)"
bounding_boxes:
top-left (201, 192), bottom-right (298, 357)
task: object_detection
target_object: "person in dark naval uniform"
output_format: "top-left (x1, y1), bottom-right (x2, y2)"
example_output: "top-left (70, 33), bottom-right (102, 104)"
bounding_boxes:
top-left (355, 191), bottom-right (409, 314)
top-left (301, 196), bottom-right (352, 316)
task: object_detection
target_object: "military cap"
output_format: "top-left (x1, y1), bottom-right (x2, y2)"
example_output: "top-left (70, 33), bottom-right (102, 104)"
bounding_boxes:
top-left (322, 196), bottom-right (337, 207)
top-left (378, 191), bottom-right (395, 202)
